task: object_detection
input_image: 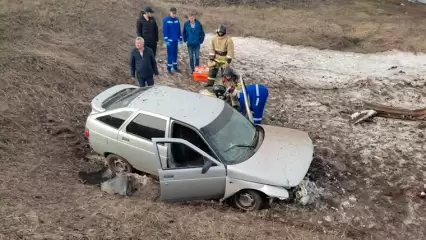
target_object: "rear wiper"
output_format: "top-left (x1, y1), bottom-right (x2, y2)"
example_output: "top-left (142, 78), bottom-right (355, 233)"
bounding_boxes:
top-left (224, 144), bottom-right (255, 152)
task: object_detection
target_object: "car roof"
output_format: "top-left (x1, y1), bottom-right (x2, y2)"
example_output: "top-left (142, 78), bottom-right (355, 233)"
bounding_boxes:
top-left (128, 85), bottom-right (225, 129)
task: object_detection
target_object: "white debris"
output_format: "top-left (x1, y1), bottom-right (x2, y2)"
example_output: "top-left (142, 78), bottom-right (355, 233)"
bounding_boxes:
top-left (341, 201), bottom-right (351, 208)
top-left (101, 173), bottom-right (134, 196)
top-left (349, 196), bottom-right (357, 203)
top-left (298, 179), bottom-right (324, 205)
top-left (350, 110), bottom-right (377, 124)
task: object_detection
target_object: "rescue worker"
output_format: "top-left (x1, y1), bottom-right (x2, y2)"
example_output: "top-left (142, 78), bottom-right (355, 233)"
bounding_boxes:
top-left (221, 67), bottom-right (242, 110)
top-left (205, 24), bottom-right (234, 87)
top-left (223, 67), bottom-right (269, 124)
top-left (162, 7), bottom-right (183, 74)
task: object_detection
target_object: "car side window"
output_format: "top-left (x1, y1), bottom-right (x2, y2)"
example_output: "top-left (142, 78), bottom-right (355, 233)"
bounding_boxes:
top-left (167, 122), bottom-right (217, 169)
top-left (168, 142), bottom-right (213, 169)
top-left (126, 113), bottom-right (166, 140)
top-left (96, 111), bottom-right (133, 129)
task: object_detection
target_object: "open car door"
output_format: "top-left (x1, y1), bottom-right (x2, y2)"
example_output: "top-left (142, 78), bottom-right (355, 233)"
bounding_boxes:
top-left (151, 138), bottom-right (227, 202)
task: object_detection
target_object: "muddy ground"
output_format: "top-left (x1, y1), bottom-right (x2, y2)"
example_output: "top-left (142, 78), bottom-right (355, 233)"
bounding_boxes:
top-left (1, 0), bottom-right (425, 239)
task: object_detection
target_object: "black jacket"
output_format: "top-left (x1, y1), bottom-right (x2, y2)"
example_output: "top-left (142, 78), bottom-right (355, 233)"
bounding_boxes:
top-left (130, 47), bottom-right (158, 80)
top-left (136, 13), bottom-right (159, 43)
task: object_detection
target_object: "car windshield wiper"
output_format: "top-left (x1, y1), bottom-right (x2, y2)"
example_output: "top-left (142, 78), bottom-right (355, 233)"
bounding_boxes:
top-left (224, 127), bottom-right (260, 153)
top-left (224, 144), bottom-right (256, 153)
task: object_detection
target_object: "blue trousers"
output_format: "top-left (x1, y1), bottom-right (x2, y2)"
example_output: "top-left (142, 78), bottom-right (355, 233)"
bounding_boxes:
top-left (239, 84), bottom-right (269, 124)
top-left (187, 45), bottom-right (200, 72)
top-left (166, 41), bottom-right (178, 70)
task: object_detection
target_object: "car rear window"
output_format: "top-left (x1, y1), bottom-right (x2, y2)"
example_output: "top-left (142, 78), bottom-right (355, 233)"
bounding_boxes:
top-left (96, 111), bottom-right (134, 129)
top-left (102, 88), bottom-right (147, 110)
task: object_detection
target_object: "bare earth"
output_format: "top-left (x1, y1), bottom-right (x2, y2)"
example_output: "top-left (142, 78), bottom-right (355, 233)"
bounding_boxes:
top-left (1, 0), bottom-right (425, 239)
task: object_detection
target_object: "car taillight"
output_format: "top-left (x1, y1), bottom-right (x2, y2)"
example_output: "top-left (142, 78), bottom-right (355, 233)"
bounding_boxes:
top-left (84, 128), bottom-right (90, 137)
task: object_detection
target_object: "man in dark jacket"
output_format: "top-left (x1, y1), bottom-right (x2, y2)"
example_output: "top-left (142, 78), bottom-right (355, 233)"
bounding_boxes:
top-left (182, 11), bottom-right (205, 73)
top-left (136, 7), bottom-right (159, 57)
top-left (130, 37), bottom-right (159, 87)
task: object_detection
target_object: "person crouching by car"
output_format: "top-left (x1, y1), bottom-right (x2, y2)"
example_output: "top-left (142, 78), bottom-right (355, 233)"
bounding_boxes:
top-left (223, 67), bottom-right (269, 124)
top-left (182, 11), bottom-right (205, 73)
top-left (130, 37), bottom-right (159, 87)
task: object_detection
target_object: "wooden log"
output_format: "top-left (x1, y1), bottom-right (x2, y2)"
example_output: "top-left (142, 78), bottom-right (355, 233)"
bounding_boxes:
top-left (362, 102), bottom-right (426, 121)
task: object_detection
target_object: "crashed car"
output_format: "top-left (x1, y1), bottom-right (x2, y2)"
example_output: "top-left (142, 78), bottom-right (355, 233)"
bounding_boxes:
top-left (84, 84), bottom-right (314, 211)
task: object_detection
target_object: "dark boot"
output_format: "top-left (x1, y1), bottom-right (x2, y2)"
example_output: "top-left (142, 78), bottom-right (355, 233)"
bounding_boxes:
top-left (204, 79), bottom-right (215, 87)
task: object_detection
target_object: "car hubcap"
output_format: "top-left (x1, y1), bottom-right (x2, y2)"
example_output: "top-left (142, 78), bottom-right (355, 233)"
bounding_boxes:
top-left (113, 159), bottom-right (127, 173)
top-left (238, 193), bottom-right (255, 208)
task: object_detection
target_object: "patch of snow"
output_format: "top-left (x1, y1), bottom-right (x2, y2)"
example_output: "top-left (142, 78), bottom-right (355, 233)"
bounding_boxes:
top-left (201, 33), bottom-right (426, 90)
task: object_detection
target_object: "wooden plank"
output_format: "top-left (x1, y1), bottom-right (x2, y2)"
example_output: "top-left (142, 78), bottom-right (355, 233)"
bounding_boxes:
top-left (362, 102), bottom-right (426, 120)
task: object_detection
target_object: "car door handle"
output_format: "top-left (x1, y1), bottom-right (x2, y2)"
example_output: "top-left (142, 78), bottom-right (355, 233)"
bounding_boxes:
top-left (164, 174), bottom-right (174, 178)
top-left (122, 137), bottom-right (129, 141)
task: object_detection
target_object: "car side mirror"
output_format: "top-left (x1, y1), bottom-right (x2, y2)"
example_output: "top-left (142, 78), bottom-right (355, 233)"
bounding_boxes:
top-left (201, 160), bottom-right (213, 174)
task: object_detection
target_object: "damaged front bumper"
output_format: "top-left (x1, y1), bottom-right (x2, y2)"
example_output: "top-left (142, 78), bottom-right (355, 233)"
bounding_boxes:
top-left (269, 181), bottom-right (310, 205)
top-left (294, 181), bottom-right (310, 205)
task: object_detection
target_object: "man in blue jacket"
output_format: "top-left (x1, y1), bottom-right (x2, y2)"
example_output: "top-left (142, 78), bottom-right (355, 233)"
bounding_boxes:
top-left (130, 37), bottom-right (159, 87)
top-left (182, 11), bottom-right (205, 73)
top-left (162, 7), bottom-right (183, 74)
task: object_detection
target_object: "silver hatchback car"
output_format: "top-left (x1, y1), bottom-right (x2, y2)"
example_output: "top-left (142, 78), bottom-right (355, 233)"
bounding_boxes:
top-left (85, 84), bottom-right (314, 211)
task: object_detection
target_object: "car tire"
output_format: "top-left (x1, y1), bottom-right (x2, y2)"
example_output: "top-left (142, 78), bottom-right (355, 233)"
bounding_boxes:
top-left (233, 190), bottom-right (265, 211)
top-left (106, 154), bottom-right (133, 176)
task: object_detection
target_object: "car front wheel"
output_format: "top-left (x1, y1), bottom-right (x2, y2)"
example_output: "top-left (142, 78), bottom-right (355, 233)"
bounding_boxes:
top-left (233, 190), bottom-right (265, 211)
top-left (106, 154), bottom-right (133, 176)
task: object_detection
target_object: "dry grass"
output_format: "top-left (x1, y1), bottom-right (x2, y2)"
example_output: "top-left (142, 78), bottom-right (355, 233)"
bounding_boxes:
top-left (0, 0), bottom-right (425, 239)
top-left (156, 0), bottom-right (426, 53)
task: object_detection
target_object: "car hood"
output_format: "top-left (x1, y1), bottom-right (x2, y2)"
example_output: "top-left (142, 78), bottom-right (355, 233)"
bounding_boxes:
top-left (227, 125), bottom-right (314, 188)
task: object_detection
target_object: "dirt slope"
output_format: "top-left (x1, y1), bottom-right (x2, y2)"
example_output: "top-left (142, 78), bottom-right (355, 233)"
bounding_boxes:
top-left (0, 0), bottom-right (425, 239)
top-left (0, 0), bottom-right (342, 239)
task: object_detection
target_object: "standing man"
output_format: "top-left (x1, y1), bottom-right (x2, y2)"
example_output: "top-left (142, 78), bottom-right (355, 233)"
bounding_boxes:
top-left (206, 24), bottom-right (234, 87)
top-left (162, 7), bottom-right (183, 74)
top-left (130, 37), bottom-right (159, 87)
top-left (136, 7), bottom-right (159, 57)
top-left (223, 67), bottom-right (269, 124)
top-left (182, 11), bottom-right (205, 73)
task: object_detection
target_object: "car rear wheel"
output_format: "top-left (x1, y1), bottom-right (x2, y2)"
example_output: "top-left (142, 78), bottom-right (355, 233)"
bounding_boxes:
top-left (233, 190), bottom-right (265, 211)
top-left (106, 154), bottom-right (133, 176)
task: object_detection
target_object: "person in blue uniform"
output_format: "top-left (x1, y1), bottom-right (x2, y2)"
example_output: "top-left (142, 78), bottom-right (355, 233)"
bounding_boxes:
top-left (239, 84), bottom-right (269, 124)
top-left (222, 67), bottom-right (269, 124)
top-left (162, 7), bottom-right (183, 74)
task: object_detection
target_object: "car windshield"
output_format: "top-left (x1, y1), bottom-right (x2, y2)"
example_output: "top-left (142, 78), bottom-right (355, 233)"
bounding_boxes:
top-left (201, 104), bottom-right (257, 165)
